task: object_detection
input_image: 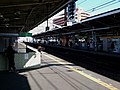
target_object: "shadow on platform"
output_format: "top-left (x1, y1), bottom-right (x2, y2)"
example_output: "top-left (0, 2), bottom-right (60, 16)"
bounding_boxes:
top-left (0, 71), bottom-right (30, 90)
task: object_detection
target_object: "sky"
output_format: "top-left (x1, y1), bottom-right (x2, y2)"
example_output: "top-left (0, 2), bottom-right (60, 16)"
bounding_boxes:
top-left (29, 0), bottom-right (120, 35)
top-left (76, 0), bottom-right (120, 16)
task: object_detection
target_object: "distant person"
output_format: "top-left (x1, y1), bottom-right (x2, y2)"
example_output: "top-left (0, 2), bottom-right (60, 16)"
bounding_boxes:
top-left (5, 44), bottom-right (17, 72)
top-left (111, 41), bottom-right (115, 52)
top-left (38, 46), bottom-right (45, 54)
top-left (37, 46), bottom-right (45, 62)
top-left (38, 46), bottom-right (42, 54)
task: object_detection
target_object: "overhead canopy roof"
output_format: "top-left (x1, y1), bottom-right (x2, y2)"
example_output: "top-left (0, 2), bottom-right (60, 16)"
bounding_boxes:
top-left (0, 0), bottom-right (70, 34)
top-left (33, 8), bottom-right (120, 38)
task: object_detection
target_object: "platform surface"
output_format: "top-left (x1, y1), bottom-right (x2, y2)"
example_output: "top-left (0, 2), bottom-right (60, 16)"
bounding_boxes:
top-left (0, 51), bottom-right (120, 90)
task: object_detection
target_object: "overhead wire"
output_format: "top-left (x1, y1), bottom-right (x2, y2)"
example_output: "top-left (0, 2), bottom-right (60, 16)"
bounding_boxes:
top-left (77, 0), bottom-right (87, 5)
top-left (90, 1), bottom-right (120, 12)
top-left (85, 0), bottom-right (120, 13)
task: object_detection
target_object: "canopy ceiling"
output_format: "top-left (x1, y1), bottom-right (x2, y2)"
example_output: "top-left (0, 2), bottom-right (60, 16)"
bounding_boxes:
top-left (0, 0), bottom-right (70, 34)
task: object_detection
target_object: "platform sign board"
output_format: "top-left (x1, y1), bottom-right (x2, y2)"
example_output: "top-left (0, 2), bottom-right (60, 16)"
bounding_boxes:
top-left (19, 33), bottom-right (32, 37)
top-left (67, 22), bottom-right (73, 26)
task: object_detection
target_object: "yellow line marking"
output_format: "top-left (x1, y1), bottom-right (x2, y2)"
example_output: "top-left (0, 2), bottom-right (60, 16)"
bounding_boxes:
top-left (44, 54), bottom-right (120, 90)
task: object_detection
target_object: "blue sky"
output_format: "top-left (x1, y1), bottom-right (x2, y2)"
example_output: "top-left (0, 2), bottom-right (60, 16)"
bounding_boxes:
top-left (76, 0), bottom-right (120, 16)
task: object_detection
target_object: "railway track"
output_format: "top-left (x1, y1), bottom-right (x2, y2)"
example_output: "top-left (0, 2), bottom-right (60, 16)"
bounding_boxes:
top-left (25, 43), bottom-right (120, 82)
top-left (45, 46), bottom-right (120, 82)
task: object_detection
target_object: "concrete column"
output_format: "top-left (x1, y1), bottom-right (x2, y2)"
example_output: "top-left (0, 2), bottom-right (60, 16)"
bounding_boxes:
top-left (92, 31), bottom-right (97, 51)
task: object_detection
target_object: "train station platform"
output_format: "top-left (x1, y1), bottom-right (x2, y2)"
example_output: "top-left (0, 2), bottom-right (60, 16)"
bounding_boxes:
top-left (0, 46), bottom-right (120, 90)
